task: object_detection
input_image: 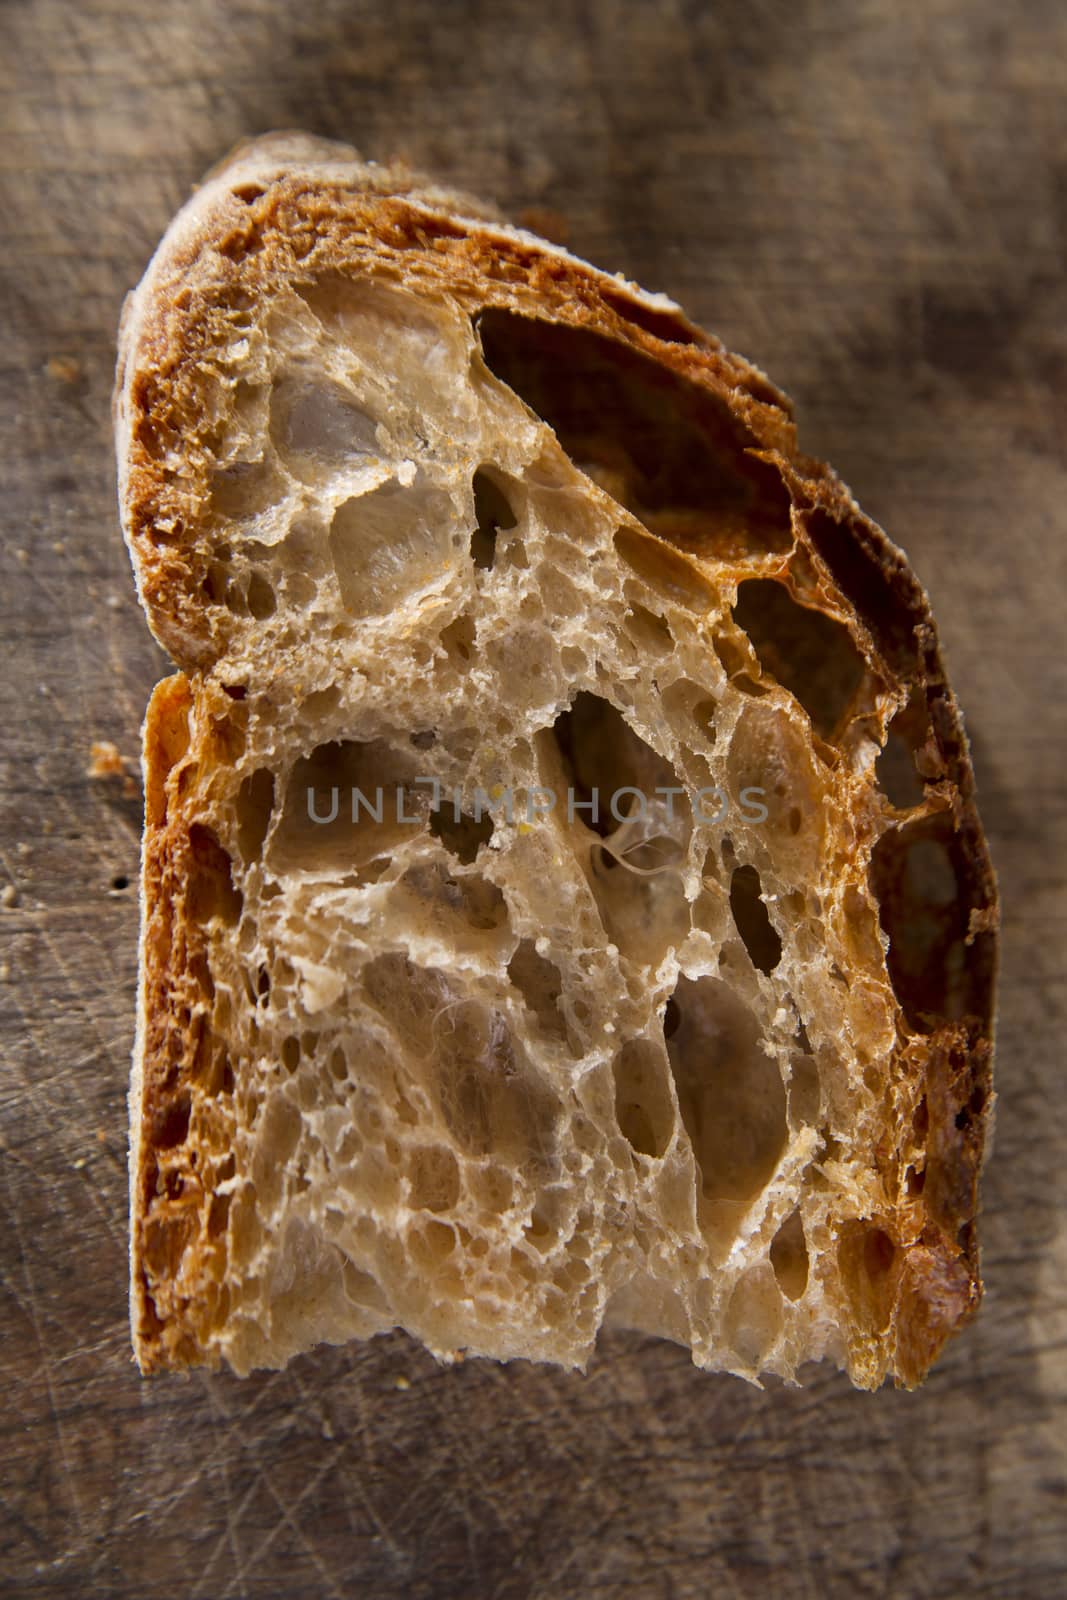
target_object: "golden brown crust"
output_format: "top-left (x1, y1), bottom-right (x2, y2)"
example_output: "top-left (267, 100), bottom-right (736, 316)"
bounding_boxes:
top-left (120, 136), bottom-right (997, 1386)
top-left (133, 674), bottom-right (245, 1372)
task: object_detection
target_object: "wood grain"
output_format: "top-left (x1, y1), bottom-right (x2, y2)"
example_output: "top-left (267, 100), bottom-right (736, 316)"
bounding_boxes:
top-left (1, 1), bottom-right (1064, 1595)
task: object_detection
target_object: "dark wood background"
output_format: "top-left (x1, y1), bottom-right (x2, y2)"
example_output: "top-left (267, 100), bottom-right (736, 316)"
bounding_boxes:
top-left (2, 2), bottom-right (1064, 1595)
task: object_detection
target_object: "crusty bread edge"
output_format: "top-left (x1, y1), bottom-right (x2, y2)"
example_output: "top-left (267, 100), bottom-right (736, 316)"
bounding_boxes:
top-left (129, 672), bottom-right (185, 1372)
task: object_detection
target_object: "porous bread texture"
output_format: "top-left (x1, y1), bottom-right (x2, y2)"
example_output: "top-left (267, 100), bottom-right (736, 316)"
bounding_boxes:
top-left (118, 135), bottom-right (997, 1388)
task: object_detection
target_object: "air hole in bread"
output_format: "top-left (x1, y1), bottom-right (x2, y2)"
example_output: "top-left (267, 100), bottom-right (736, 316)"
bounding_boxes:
top-left (956, 1084), bottom-right (987, 1130)
top-left (329, 480), bottom-right (454, 617)
top-left (341, 1261), bottom-right (390, 1313)
top-left (186, 824), bottom-right (243, 926)
top-left (208, 457), bottom-right (282, 523)
top-left (550, 691), bottom-right (682, 842)
top-left (471, 1164), bottom-right (513, 1214)
top-left (207, 1191), bottom-right (231, 1239)
top-left (877, 730), bottom-right (926, 811)
top-left (560, 645), bottom-right (587, 678)
top-left (407, 1145), bottom-right (461, 1213)
top-left (214, 377), bottom-right (269, 449)
top-left (613, 1037), bottom-right (675, 1158)
top-left (545, 693), bottom-right (691, 962)
top-left (202, 561), bottom-right (229, 605)
top-left (189, 961), bottom-right (219, 1013)
top-left (142, 1209), bottom-right (194, 1280)
top-left (666, 976), bottom-right (787, 1225)
top-left (508, 940), bottom-right (568, 1043)
top-left (150, 1092), bottom-right (192, 1152)
top-left (724, 1264), bottom-right (783, 1368)
top-left (835, 1220), bottom-right (902, 1337)
top-left (410, 1219), bottom-right (459, 1272)
top-left (870, 815), bottom-right (992, 1032)
top-left (733, 579), bottom-right (866, 741)
top-left (476, 310), bottom-right (792, 557)
top-left (429, 803), bottom-right (492, 864)
top-left (301, 685), bottom-right (339, 720)
top-left (363, 957), bottom-right (561, 1165)
top-left (726, 702), bottom-right (827, 863)
top-left (439, 614), bottom-right (476, 663)
top-left (245, 571), bottom-right (276, 619)
top-left (729, 865), bottom-right (783, 974)
top-left (272, 738), bottom-right (419, 873)
top-left (713, 630), bottom-right (763, 689)
top-left (769, 1208), bottom-right (809, 1300)
top-left (660, 679), bottom-right (717, 745)
top-left (525, 1188), bottom-right (572, 1251)
top-left (613, 526), bottom-right (715, 612)
top-left (550, 694), bottom-right (616, 840)
top-left (805, 509), bottom-right (919, 674)
top-left (692, 882), bottom-right (727, 938)
top-left (876, 701), bottom-right (928, 810)
top-left (470, 467), bottom-right (517, 571)
top-left (788, 1053), bottom-right (821, 1126)
top-left (866, 1226), bottom-right (896, 1278)
top-left (236, 768), bottom-right (275, 861)
top-left (623, 597), bottom-right (674, 656)
top-left (269, 374), bottom-right (383, 480)
top-left (397, 862), bottom-right (507, 942)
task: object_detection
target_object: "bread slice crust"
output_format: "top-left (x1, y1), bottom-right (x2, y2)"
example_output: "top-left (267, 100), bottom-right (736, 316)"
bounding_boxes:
top-left (117, 134), bottom-right (997, 1388)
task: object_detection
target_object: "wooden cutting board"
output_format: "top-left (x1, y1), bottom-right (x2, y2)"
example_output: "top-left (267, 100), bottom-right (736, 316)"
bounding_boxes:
top-left (2, 2), bottom-right (1064, 1595)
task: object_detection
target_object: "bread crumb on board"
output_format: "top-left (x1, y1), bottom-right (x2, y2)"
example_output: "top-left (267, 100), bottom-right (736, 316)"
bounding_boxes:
top-left (88, 740), bottom-right (125, 778)
top-left (45, 355), bottom-right (82, 384)
top-left (88, 740), bottom-right (139, 797)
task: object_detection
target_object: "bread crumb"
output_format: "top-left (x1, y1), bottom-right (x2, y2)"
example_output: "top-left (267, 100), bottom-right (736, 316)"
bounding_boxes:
top-left (88, 741), bottom-right (125, 779)
top-left (88, 742), bottom-right (140, 798)
top-left (0, 964), bottom-right (10, 981)
top-left (1, 886), bottom-right (17, 910)
top-left (15, 549), bottom-right (29, 564)
top-left (392, 1374), bottom-right (411, 1391)
top-left (46, 355), bottom-right (82, 384)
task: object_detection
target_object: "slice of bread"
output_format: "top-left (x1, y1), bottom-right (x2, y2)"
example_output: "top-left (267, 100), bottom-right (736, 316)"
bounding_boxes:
top-left (115, 133), bottom-right (997, 1388)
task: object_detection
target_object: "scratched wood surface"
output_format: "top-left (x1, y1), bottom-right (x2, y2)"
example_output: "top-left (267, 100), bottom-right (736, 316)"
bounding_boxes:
top-left (1, 1), bottom-right (1065, 1595)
